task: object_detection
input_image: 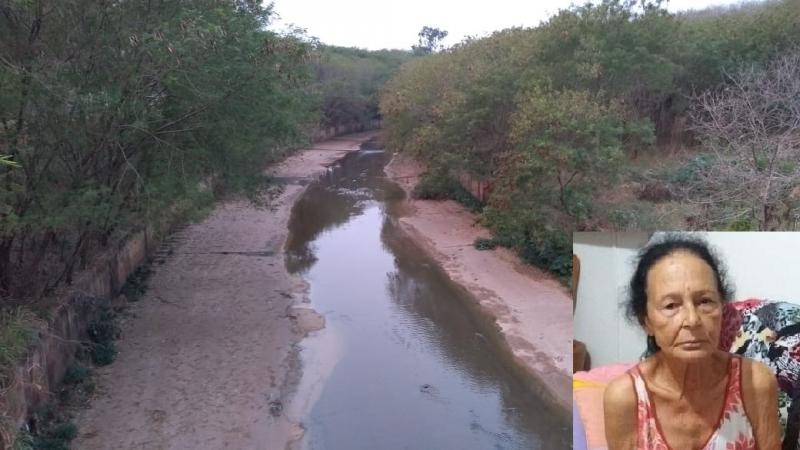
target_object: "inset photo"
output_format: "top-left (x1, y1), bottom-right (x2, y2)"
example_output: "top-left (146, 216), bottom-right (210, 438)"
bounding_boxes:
top-left (573, 232), bottom-right (800, 450)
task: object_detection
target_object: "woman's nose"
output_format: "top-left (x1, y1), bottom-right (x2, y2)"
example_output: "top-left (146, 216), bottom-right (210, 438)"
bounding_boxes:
top-left (682, 303), bottom-right (701, 327)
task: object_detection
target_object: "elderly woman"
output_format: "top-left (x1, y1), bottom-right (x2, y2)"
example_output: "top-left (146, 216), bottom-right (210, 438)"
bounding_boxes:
top-left (603, 236), bottom-right (781, 450)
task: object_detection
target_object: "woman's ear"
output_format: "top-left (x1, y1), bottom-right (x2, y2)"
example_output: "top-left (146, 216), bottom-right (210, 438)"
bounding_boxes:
top-left (642, 315), bottom-right (653, 336)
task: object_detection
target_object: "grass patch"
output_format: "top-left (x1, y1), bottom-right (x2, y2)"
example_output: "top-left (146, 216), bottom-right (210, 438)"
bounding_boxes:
top-left (0, 308), bottom-right (40, 391)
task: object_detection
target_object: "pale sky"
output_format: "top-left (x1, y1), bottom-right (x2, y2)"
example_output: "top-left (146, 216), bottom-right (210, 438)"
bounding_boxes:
top-left (270, 0), bottom-right (749, 50)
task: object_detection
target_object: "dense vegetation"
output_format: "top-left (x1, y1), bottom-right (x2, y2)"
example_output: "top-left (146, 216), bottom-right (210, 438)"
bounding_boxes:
top-left (380, 0), bottom-right (800, 276)
top-left (313, 45), bottom-right (412, 129)
top-left (0, 1), bottom-right (316, 302)
top-left (0, 2), bottom-right (409, 305)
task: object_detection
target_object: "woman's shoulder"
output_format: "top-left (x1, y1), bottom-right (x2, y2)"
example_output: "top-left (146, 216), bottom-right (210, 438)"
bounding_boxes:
top-left (737, 356), bottom-right (777, 394)
top-left (604, 370), bottom-right (638, 412)
top-left (603, 370), bottom-right (639, 449)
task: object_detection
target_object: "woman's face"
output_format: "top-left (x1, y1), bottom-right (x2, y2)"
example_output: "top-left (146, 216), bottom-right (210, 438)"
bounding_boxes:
top-left (643, 251), bottom-right (723, 361)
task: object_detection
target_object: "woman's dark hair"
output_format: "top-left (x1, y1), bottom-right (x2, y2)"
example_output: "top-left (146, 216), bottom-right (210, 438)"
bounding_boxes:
top-left (626, 234), bottom-right (734, 355)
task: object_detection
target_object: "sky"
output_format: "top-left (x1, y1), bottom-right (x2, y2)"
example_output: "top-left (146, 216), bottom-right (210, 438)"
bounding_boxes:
top-left (269, 0), bottom-right (749, 51)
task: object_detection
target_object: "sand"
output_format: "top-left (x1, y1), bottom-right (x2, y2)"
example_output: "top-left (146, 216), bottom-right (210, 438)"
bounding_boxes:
top-left (384, 153), bottom-right (573, 416)
top-left (72, 132), bottom-right (378, 450)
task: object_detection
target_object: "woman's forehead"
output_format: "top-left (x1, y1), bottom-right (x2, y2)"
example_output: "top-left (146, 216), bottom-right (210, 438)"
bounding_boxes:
top-left (646, 251), bottom-right (717, 291)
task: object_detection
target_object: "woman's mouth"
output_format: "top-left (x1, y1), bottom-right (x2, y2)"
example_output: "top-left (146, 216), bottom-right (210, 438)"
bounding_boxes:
top-left (677, 340), bottom-right (707, 349)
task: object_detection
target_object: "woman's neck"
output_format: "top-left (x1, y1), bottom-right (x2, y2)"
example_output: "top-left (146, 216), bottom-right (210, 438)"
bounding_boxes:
top-left (647, 351), bottom-right (729, 399)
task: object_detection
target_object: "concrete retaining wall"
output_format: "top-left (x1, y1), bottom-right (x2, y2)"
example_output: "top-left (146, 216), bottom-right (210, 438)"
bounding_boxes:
top-left (456, 172), bottom-right (493, 203)
top-left (0, 228), bottom-right (153, 444)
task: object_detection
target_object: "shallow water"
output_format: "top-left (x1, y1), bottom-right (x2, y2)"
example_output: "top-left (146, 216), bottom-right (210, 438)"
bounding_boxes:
top-left (285, 149), bottom-right (569, 450)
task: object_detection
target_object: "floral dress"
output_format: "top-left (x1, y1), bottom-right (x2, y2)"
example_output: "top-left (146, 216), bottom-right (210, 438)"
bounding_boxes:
top-left (629, 356), bottom-right (756, 450)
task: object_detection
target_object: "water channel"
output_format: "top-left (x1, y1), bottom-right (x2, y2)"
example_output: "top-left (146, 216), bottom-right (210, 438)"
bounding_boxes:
top-left (285, 148), bottom-right (569, 449)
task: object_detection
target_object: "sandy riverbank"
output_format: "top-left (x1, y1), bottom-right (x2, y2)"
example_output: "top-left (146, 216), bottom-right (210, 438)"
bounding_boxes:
top-left (72, 131), bottom-right (378, 450)
top-left (384, 153), bottom-right (573, 416)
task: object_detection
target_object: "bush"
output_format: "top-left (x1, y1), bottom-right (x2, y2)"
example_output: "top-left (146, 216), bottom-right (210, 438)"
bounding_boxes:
top-left (121, 265), bottom-right (152, 302)
top-left (668, 154), bottom-right (715, 185)
top-left (481, 207), bottom-right (573, 278)
top-left (61, 364), bottom-right (90, 386)
top-left (727, 217), bottom-right (754, 231)
top-left (473, 238), bottom-right (498, 250)
top-left (23, 404), bottom-right (78, 450)
top-left (87, 309), bottom-right (118, 366)
top-left (517, 229), bottom-right (573, 278)
top-left (413, 170), bottom-right (483, 212)
top-left (413, 171), bottom-right (459, 201)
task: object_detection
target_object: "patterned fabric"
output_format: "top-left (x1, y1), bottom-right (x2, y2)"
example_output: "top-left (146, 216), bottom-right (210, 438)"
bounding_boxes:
top-left (720, 299), bottom-right (800, 448)
top-left (629, 356), bottom-right (755, 450)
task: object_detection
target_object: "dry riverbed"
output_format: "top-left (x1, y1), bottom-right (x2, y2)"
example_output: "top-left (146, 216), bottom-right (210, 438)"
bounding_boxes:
top-left (73, 132), bottom-right (378, 450)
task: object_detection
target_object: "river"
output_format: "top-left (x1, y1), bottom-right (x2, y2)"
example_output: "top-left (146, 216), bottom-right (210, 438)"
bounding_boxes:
top-left (285, 147), bottom-right (569, 449)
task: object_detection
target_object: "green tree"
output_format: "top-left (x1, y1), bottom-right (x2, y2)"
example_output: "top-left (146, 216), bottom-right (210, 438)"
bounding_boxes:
top-left (412, 26), bottom-right (448, 55)
top-left (0, 0), bottom-right (315, 299)
top-left (313, 45), bottom-right (411, 128)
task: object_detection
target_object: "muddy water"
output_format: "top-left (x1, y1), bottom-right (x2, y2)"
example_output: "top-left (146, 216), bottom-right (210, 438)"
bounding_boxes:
top-left (285, 149), bottom-right (569, 449)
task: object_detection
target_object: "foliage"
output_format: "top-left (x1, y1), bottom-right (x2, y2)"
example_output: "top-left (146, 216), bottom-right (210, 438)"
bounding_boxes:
top-left (0, 155), bottom-right (19, 167)
top-left (0, 308), bottom-right (39, 390)
top-left (413, 167), bottom-right (483, 212)
top-left (506, 89), bottom-right (637, 222)
top-left (61, 363), bottom-right (91, 386)
top-left (412, 26), bottom-right (449, 55)
top-left (380, 0), bottom-right (800, 277)
top-left (121, 265), bottom-right (153, 302)
top-left (11, 429), bottom-right (33, 450)
top-left (668, 154), bottom-right (716, 185)
top-left (473, 238), bottom-right (497, 251)
top-left (21, 403), bottom-right (78, 450)
top-left (87, 309), bottom-right (118, 366)
top-left (481, 205), bottom-right (573, 277)
top-left (0, 0), bottom-right (317, 301)
top-left (312, 45), bottom-right (412, 128)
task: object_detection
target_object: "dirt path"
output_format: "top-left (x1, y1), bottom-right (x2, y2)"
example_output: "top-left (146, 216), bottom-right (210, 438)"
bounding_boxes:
top-left (73, 132), bottom-right (378, 450)
top-left (384, 153), bottom-right (573, 416)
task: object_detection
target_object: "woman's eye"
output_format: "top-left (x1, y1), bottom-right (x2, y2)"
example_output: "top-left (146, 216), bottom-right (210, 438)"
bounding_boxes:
top-left (664, 303), bottom-right (678, 310)
top-left (700, 298), bottom-right (714, 304)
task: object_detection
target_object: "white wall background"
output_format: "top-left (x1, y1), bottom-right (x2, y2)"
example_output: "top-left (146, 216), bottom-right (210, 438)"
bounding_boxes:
top-left (573, 232), bottom-right (800, 368)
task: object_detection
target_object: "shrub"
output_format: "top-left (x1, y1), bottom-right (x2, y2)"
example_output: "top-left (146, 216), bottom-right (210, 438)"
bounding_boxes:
top-left (87, 309), bottom-right (117, 366)
top-left (413, 170), bottom-right (484, 212)
top-left (473, 238), bottom-right (497, 250)
top-left (121, 265), bottom-right (152, 302)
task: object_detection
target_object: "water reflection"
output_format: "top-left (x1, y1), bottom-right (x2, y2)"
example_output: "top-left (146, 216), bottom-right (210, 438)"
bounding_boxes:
top-left (285, 150), bottom-right (568, 449)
